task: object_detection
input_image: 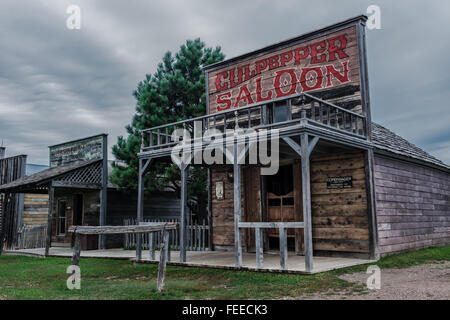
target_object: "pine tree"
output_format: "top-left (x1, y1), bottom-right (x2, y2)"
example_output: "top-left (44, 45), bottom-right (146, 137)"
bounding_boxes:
top-left (111, 38), bottom-right (225, 218)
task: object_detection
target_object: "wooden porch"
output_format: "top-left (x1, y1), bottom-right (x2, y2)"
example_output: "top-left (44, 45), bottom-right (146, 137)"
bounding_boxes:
top-left (5, 247), bottom-right (374, 274)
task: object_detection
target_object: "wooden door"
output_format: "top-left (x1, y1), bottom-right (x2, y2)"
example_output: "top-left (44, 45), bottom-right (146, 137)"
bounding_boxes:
top-left (243, 167), bottom-right (261, 252)
top-left (266, 163), bottom-right (304, 253)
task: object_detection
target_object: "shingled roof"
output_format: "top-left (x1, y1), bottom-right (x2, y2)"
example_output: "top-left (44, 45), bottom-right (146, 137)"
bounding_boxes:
top-left (371, 122), bottom-right (449, 171)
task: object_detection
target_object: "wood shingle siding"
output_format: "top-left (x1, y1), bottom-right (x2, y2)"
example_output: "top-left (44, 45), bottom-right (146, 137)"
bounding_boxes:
top-left (374, 154), bottom-right (450, 255)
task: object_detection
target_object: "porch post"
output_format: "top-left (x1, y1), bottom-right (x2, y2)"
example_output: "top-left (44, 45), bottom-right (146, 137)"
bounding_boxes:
top-left (136, 158), bottom-right (144, 261)
top-left (45, 187), bottom-right (54, 257)
top-left (0, 193), bottom-right (9, 255)
top-left (233, 139), bottom-right (242, 268)
top-left (180, 163), bottom-right (188, 262)
top-left (99, 134), bottom-right (108, 249)
top-left (300, 133), bottom-right (313, 272)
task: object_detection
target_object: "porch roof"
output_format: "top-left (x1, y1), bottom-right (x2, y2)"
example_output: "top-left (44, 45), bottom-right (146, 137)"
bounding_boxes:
top-left (0, 159), bottom-right (104, 194)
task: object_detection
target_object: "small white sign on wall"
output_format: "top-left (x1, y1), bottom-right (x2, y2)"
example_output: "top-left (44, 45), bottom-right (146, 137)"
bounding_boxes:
top-left (215, 181), bottom-right (224, 200)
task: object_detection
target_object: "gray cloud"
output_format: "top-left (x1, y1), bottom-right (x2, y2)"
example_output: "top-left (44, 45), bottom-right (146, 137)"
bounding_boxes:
top-left (0, 0), bottom-right (449, 165)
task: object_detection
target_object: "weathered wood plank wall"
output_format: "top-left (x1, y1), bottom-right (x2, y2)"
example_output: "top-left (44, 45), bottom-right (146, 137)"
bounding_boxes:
top-left (374, 154), bottom-right (450, 255)
top-left (22, 194), bottom-right (49, 227)
top-left (310, 152), bottom-right (370, 254)
top-left (211, 151), bottom-right (371, 255)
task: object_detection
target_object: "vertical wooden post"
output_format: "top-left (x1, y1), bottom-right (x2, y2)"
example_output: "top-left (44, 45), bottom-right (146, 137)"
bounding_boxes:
top-left (99, 134), bottom-right (108, 250)
top-left (300, 134), bottom-right (313, 272)
top-left (365, 149), bottom-right (378, 260)
top-left (180, 163), bottom-right (188, 262)
top-left (149, 232), bottom-right (155, 260)
top-left (157, 228), bottom-right (169, 292)
top-left (0, 193), bottom-right (9, 255)
top-left (136, 159), bottom-right (144, 261)
top-left (45, 187), bottom-right (54, 257)
top-left (72, 232), bottom-right (81, 266)
top-left (233, 139), bottom-right (242, 268)
top-left (255, 227), bottom-right (263, 269)
top-left (279, 227), bottom-right (288, 270)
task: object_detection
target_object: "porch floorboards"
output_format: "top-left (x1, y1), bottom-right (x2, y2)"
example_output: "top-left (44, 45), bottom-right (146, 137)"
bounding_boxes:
top-left (4, 248), bottom-right (375, 274)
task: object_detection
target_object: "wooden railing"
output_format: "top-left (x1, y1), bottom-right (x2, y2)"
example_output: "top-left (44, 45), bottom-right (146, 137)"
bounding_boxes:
top-left (124, 217), bottom-right (210, 251)
top-left (140, 92), bottom-right (367, 153)
top-left (16, 224), bottom-right (47, 249)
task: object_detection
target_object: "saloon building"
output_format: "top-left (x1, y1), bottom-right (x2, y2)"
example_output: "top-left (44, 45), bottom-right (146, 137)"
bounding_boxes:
top-left (136, 15), bottom-right (450, 272)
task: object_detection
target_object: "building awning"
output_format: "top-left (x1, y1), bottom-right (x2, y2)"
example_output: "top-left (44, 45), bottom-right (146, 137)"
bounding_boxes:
top-left (0, 159), bottom-right (104, 194)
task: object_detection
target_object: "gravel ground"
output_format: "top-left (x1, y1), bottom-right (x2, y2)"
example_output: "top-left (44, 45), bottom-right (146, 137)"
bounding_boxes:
top-left (305, 261), bottom-right (450, 300)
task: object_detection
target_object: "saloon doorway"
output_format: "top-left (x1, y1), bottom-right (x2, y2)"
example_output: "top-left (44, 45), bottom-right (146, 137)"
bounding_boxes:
top-left (244, 163), bottom-right (304, 254)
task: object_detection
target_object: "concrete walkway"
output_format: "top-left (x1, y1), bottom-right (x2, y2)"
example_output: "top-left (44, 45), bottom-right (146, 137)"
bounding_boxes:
top-left (5, 247), bottom-right (375, 274)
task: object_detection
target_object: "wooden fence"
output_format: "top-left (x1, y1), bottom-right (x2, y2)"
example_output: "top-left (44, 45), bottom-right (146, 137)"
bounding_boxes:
top-left (124, 217), bottom-right (209, 251)
top-left (16, 224), bottom-right (47, 249)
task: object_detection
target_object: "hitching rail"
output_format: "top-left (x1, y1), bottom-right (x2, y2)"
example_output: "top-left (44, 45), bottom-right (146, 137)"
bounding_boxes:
top-left (239, 222), bottom-right (304, 271)
top-left (68, 222), bottom-right (178, 292)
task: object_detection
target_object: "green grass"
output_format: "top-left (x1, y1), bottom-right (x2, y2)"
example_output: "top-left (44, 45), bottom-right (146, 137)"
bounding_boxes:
top-left (0, 246), bottom-right (448, 300)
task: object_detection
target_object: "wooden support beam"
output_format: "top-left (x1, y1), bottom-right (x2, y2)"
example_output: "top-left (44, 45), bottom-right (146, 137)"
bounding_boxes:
top-left (365, 149), bottom-right (379, 260)
top-left (239, 222), bottom-right (304, 228)
top-left (45, 187), bottom-right (54, 257)
top-left (300, 134), bottom-right (314, 272)
top-left (136, 158), bottom-right (145, 261)
top-left (308, 136), bottom-right (319, 154)
top-left (71, 232), bottom-right (81, 266)
top-left (255, 227), bottom-right (263, 269)
top-left (99, 134), bottom-right (108, 250)
top-left (282, 137), bottom-right (302, 157)
top-left (157, 228), bottom-right (170, 292)
top-left (149, 232), bottom-right (155, 260)
top-left (180, 163), bottom-right (188, 262)
top-left (68, 223), bottom-right (178, 235)
top-left (279, 227), bottom-right (288, 271)
top-left (233, 139), bottom-right (242, 268)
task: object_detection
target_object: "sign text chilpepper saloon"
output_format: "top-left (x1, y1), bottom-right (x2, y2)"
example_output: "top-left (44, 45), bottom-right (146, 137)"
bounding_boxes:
top-left (212, 32), bottom-right (353, 111)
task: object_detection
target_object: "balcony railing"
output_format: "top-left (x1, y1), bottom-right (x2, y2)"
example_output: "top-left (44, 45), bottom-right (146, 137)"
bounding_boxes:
top-left (140, 92), bottom-right (367, 153)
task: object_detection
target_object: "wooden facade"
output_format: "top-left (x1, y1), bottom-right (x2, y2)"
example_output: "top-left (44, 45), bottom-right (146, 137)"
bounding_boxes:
top-left (136, 14), bottom-right (449, 272)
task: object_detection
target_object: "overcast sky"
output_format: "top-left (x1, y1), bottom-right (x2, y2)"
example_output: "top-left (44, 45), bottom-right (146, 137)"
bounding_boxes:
top-left (1, 0), bottom-right (449, 165)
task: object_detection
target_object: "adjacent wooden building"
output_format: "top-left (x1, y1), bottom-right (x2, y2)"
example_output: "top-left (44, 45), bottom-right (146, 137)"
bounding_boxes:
top-left (137, 15), bottom-right (450, 272)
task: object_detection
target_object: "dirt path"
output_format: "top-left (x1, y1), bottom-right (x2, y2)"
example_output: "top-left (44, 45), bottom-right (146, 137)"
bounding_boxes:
top-left (306, 261), bottom-right (450, 300)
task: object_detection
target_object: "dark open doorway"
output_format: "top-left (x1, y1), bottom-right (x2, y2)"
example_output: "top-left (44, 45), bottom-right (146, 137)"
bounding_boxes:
top-left (73, 194), bottom-right (83, 226)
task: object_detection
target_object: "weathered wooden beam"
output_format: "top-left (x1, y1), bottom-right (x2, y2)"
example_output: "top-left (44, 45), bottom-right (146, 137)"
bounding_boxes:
top-left (255, 227), bottom-right (263, 269)
top-left (44, 187), bottom-right (54, 257)
top-left (157, 228), bottom-right (170, 292)
top-left (99, 134), bottom-right (108, 250)
top-left (308, 136), bottom-right (319, 154)
top-left (239, 222), bottom-right (304, 229)
top-left (233, 140), bottom-right (242, 268)
top-left (68, 223), bottom-right (178, 235)
top-left (282, 137), bottom-right (302, 157)
top-left (149, 232), bottom-right (155, 260)
top-left (300, 133), bottom-right (314, 272)
top-left (71, 232), bottom-right (81, 266)
top-left (180, 163), bottom-right (188, 263)
top-left (137, 158), bottom-right (149, 261)
top-left (364, 149), bottom-right (379, 260)
top-left (279, 227), bottom-right (288, 271)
